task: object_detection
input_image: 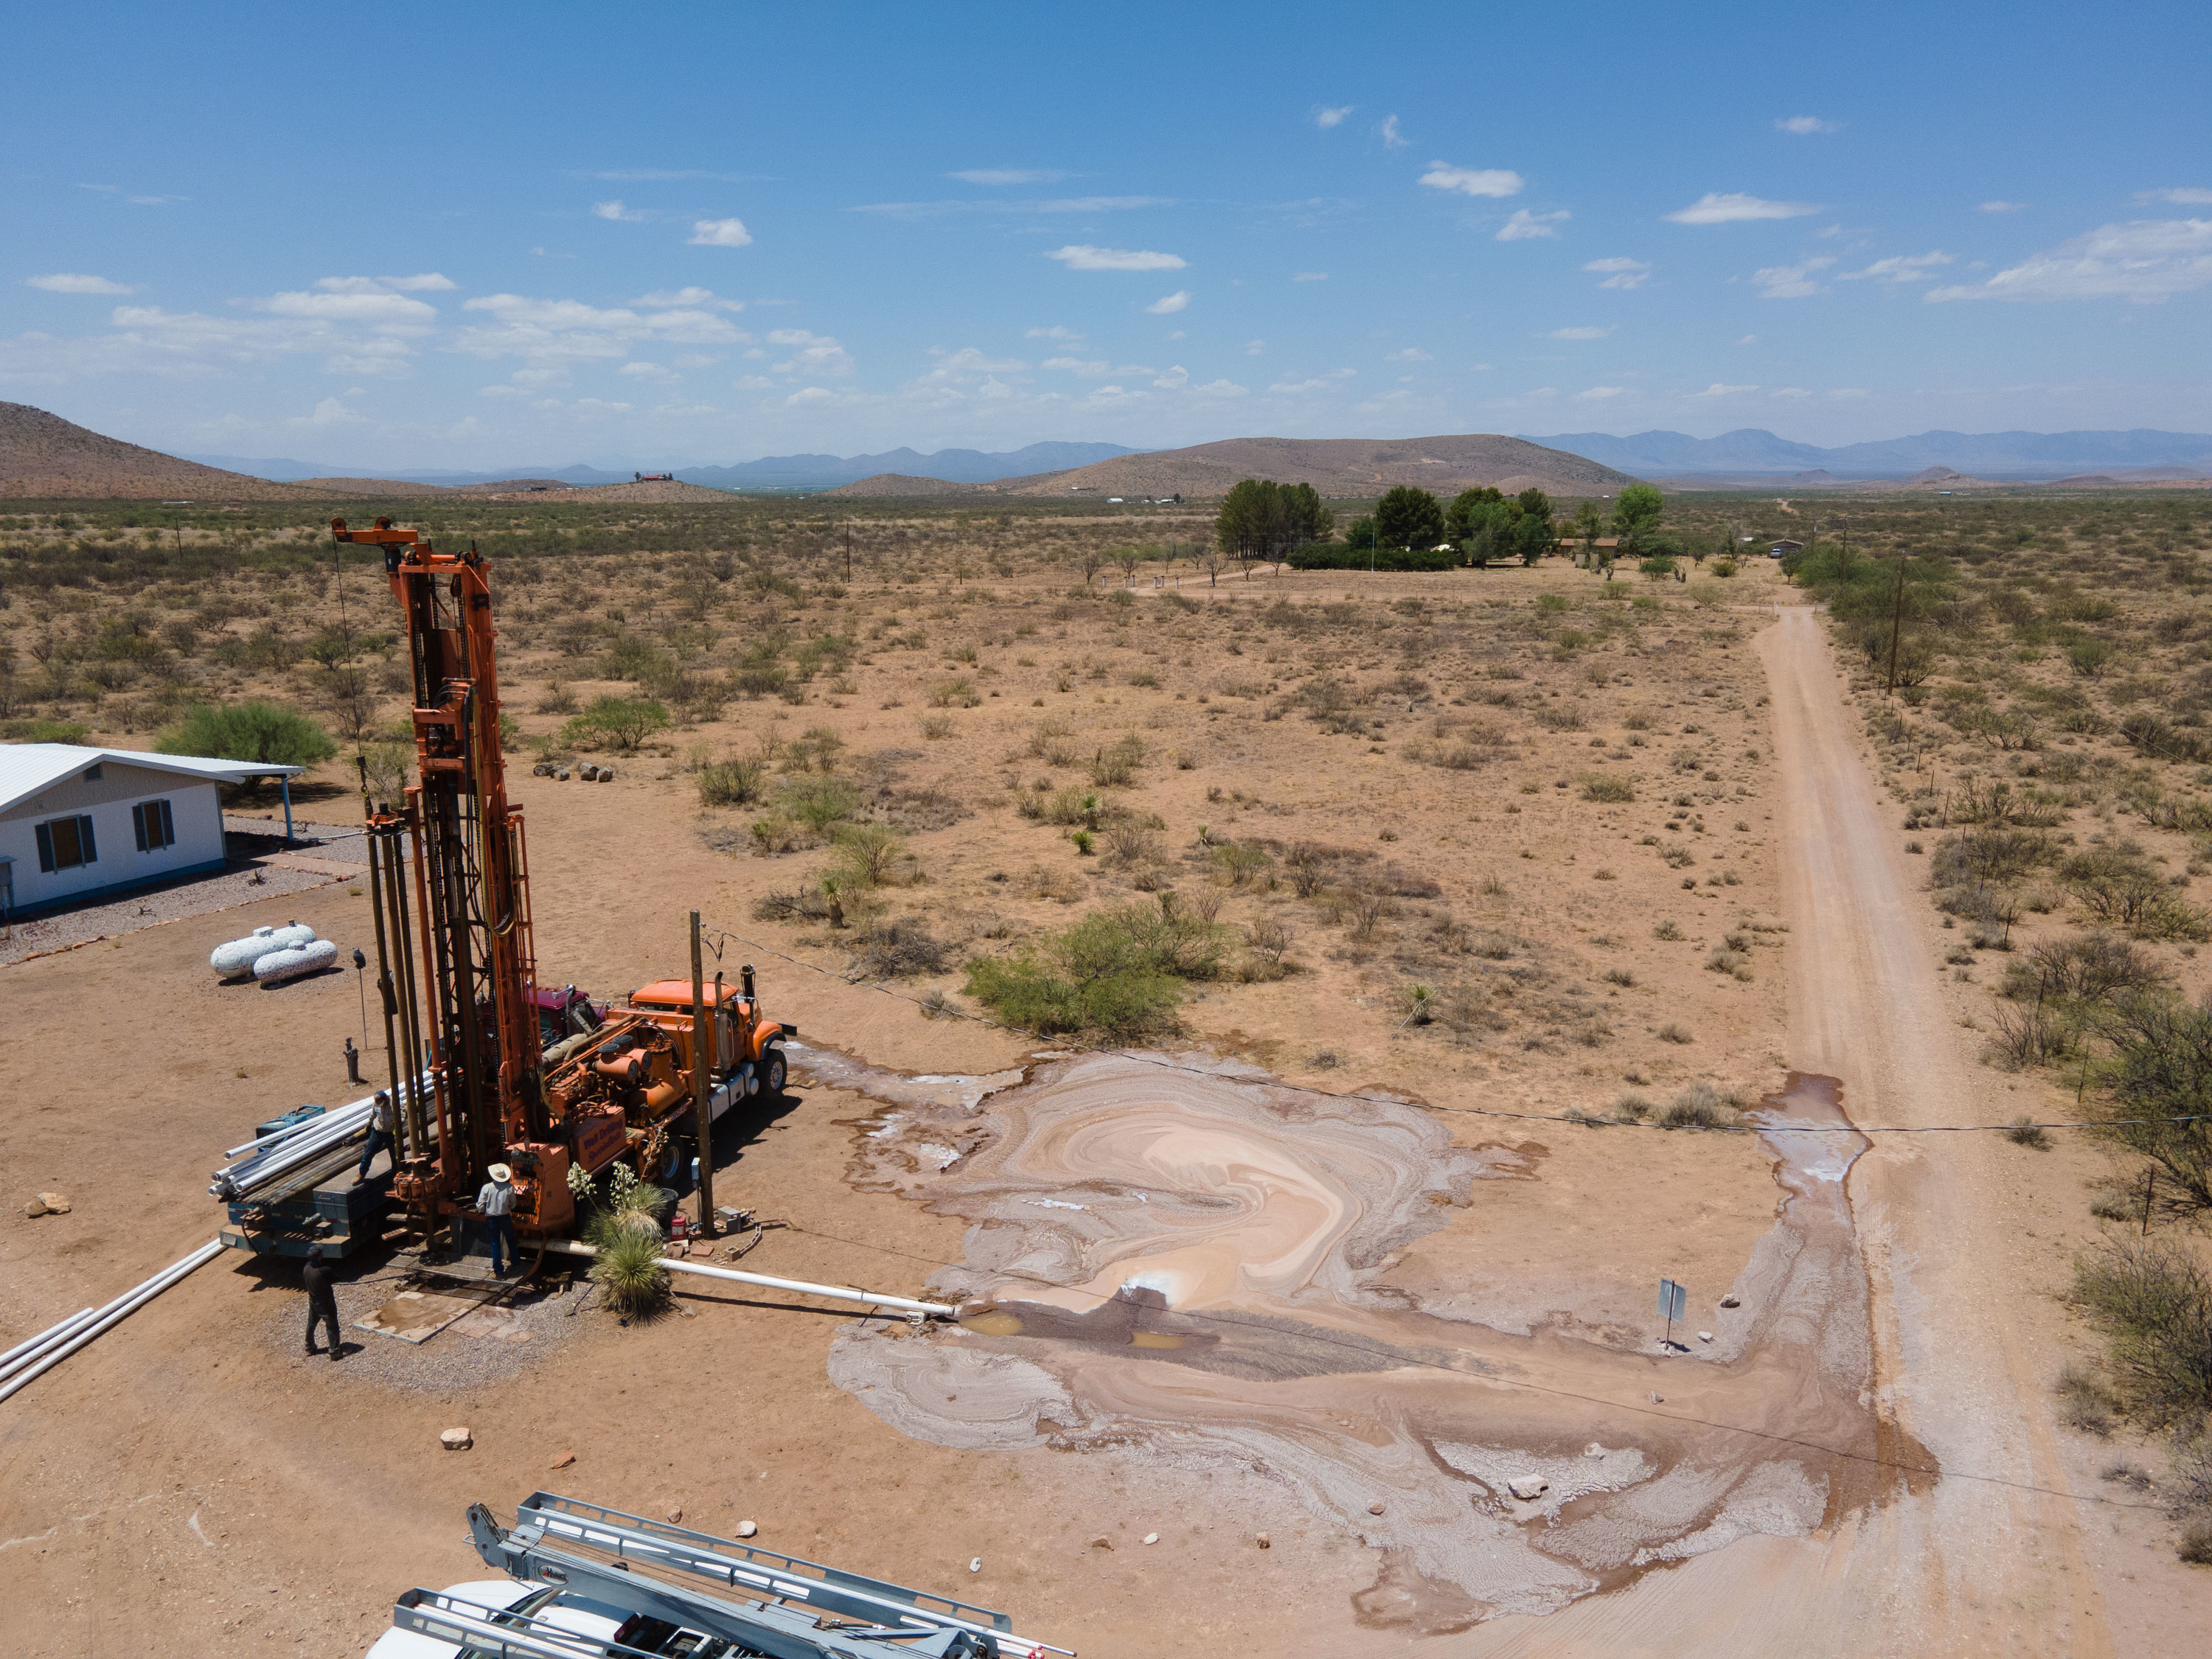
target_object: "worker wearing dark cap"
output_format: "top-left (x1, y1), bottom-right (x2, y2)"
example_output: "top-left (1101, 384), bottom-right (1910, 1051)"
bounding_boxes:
top-left (302, 1243), bottom-right (342, 1362)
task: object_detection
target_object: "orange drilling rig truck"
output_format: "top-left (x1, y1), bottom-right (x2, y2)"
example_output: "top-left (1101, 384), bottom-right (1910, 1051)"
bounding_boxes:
top-left (331, 515), bottom-right (790, 1243)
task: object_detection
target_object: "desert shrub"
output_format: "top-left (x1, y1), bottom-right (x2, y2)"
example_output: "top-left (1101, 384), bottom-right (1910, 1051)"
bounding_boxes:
top-left (1028, 716), bottom-right (1080, 766)
top-left (1705, 946), bottom-right (1754, 980)
top-left (929, 675), bottom-right (981, 708)
top-left (964, 897), bottom-right (1226, 1041)
top-left (830, 823), bottom-right (913, 888)
top-left (562, 695), bottom-right (669, 752)
top-left (1247, 913), bottom-right (1294, 965)
top-left (698, 755), bottom-right (766, 807)
top-left (2004, 1116), bottom-right (2052, 1149)
top-left (852, 916), bottom-right (947, 978)
top-left (1580, 773), bottom-right (1635, 804)
top-left (1659, 1082), bottom-right (1732, 1128)
top-left (1653, 919), bottom-right (1684, 941)
top-left (3, 716), bottom-right (89, 742)
top-left (2001, 933), bottom-right (2168, 1006)
top-left (1658, 1021), bottom-right (1694, 1044)
top-left (782, 773), bottom-right (862, 833)
top-left (2055, 1363), bottom-right (2119, 1436)
top-left (1212, 839), bottom-right (1272, 887)
top-left (2064, 847), bottom-right (2211, 939)
top-left (1105, 823), bottom-right (1162, 868)
top-left (2069, 1241), bottom-right (2212, 1433)
top-left (1088, 734), bottom-right (1147, 787)
top-left (1983, 1001), bottom-right (2074, 1071)
top-left (752, 886), bottom-right (832, 923)
top-left (2096, 995), bottom-right (2212, 1214)
top-left (159, 700), bottom-right (335, 775)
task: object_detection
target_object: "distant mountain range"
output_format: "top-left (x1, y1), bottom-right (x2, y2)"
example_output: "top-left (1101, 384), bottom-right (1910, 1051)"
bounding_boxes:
top-left (179, 441), bottom-right (1142, 492)
top-left (1520, 428), bottom-right (2212, 481)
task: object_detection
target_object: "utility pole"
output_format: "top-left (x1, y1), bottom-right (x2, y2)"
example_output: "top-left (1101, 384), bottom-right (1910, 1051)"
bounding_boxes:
top-left (1885, 554), bottom-right (1909, 695)
top-left (689, 910), bottom-right (716, 1237)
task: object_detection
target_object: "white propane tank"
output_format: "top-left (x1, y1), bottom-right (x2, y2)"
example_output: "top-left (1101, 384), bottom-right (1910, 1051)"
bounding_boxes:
top-left (253, 939), bottom-right (338, 986)
top-left (211, 925), bottom-right (281, 979)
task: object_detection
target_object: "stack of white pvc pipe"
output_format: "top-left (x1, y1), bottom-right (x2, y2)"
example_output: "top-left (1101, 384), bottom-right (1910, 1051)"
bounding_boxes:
top-left (209, 1075), bottom-right (431, 1201)
top-left (0, 1239), bottom-right (223, 1405)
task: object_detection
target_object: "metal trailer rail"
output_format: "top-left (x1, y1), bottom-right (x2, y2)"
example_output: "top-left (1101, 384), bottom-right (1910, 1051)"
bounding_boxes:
top-left (465, 1493), bottom-right (1072, 1659)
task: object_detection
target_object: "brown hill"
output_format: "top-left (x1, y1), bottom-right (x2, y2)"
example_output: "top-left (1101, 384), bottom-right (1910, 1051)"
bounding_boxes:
top-left (515, 479), bottom-right (734, 503)
top-left (826, 473), bottom-right (988, 498)
top-left (988, 434), bottom-right (1633, 499)
top-left (291, 476), bottom-right (447, 497)
top-left (0, 401), bottom-right (316, 500)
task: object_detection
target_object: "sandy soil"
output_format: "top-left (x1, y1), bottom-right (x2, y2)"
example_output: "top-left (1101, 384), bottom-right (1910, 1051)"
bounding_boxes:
top-left (2, 573), bottom-right (2198, 1655)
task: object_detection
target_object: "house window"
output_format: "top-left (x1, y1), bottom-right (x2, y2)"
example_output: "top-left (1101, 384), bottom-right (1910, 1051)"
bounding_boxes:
top-left (35, 814), bottom-right (98, 873)
top-left (83, 764), bottom-right (102, 782)
top-left (133, 799), bottom-right (176, 852)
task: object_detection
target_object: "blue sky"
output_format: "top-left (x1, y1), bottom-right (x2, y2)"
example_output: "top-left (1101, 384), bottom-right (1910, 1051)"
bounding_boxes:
top-left (5, 0), bottom-right (2208, 469)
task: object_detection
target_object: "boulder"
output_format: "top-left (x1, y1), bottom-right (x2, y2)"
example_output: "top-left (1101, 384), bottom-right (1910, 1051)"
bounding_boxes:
top-left (35, 1192), bottom-right (72, 1215)
top-left (735, 1520), bottom-right (757, 1538)
top-left (1506, 1475), bottom-right (1550, 1501)
top-left (439, 1427), bottom-right (472, 1451)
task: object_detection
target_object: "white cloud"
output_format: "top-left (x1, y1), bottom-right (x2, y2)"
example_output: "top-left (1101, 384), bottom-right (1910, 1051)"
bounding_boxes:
top-left (1168, 330), bottom-right (1186, 339)
top-left (1927, 218), bottom-right (2212, 302)
top-left (1582, 257), bottom-right (1645, 273)
top-left (1419, 162), bottom-right (1525, 198)
top-left (1383, 347), bottom-right (1432, 362)
top-left (1153, 366), bottom-right (1189, 389)
top-left (856, 195), bottom-right (1168, 219)
top-left (950, 168), bottom-right (1066, 185)
top-left (77, 183), bottom-right (187, 206)
top-left (27, 274), bottom-right (136, 294)
top-left (1737, 334), bottom-right (1758, 344)
top-left (453, 293), bottom-right (748, 361)
top-left (633, 286), bottom-right (744, 310)
top-left (786, 386), bottom-right (841, 406)
top-left (1189, 378), bottom-right (1248, 397)
top-left (254, 289), bottom-right (439, 325)
top-left (592, 200), bottom-right (644, 221)
top-left (1379, 116), bottom-right (1408, 148)
top-left (1315, 105), bottom-right (1352, 128)
top-left (1577, 386), bottom-right (1624, 400)
top-left (1840, 250), bottom-right (1954, 283)
top-left (1832, 387), bottom-right (1870, 398)
top-left (369, 274), bottom-right (455, 291)
top-left (617, 361), bottom-right (679, 382)
top-left (1266, 369), bottom-right (1357, 394)
top-left (1546, 325), bottom-right (1614, 340)
top-left (1751, 256), bottom-right (1836, 298)
top-left (1980, 200), bottom-right (2027, 213)
top-left (1045, 245), bottom-right (1186, 271)
top-left (291, 396), bottom-right (366, 427)
top-left (1691, 381), bottom-right (1759, 397)
top-left (1665, 192), bottom-right (1822, 224)
top-left (1244, 339), bottom-right (1265, 355)
top-left (1145, 289), bottom-right (1190, 314)
top-left (1498, 208), bottom-right (1569, 241)
top-left (1581, 255), bottom-right (1651, 290)
top-left (1026, 325), bottom-right (1083, 340)
top-left (1771, 386), bottom-right (1813, 398)
top-left (766, 327), bottom-right (854, 376)
top-left (1292, 271), bottom-right (1328, 281)
top-left (1775, 116), bottom-right (1837, 134)
top-left (2138, 188), bottom-right (2212, 205)
top-left (689, 218), bottom-right (754, 247)
top-left (734, 375), bottom-right (776, 390)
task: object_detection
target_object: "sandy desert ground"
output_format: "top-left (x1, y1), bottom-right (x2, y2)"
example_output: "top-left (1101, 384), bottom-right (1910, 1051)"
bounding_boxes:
top-left (1, 557), bottom-right (2203, 1656)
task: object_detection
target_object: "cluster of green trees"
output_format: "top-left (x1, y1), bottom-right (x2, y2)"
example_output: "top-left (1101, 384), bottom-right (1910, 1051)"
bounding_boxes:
top-left (1217, 475), bottom-right (1678, 574)
top-left (1214, 479), bottom-right (1334, 561)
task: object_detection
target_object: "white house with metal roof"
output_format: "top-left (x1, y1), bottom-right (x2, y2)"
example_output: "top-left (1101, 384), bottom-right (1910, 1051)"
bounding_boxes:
top-left (0, 743), bottom-right (302, 919)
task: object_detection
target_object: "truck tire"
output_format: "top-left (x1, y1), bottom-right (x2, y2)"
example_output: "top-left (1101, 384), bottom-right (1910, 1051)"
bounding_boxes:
top-left (761, 1047), bottom-right (787, 1098)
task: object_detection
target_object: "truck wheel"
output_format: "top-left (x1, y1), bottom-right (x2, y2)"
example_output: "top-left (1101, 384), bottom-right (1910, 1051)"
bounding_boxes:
top-left (762, 1048), bottom-right (787, 1097)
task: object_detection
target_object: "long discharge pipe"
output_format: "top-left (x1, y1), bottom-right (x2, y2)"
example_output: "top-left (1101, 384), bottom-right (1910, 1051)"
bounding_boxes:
top-left (541, 1239), bottom-right (956, 1319)
top-left (0, 1240), bottom-right (223, 1405)
top-left (0, 1307), bottom-right (97, 1382)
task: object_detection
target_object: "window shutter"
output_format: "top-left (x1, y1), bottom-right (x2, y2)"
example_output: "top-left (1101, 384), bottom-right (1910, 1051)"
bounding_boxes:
top-left (78, 815), bottom-right (96, 864)
top-left (35, 821), bottom-right (55, 873)
top-left (160, 799), bottom-right (174, 846)
top-left (134, 803), bottom-right (150, 852)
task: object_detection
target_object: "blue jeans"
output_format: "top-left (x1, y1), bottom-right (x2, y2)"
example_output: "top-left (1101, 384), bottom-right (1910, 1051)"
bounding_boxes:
top-left (484, 1214), bottom-right (516, 1276)
top-left (358, 1129), bottom-right (395, 1181)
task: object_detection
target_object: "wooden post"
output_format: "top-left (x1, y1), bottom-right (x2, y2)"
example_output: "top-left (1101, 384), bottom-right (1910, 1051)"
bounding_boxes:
top-left (690, 910), bottom-right (716, 1237)
top-left (1886, 555), bottom-right (1907, 695)
top-left (2143, 1166), bottom-right (2154, 1239)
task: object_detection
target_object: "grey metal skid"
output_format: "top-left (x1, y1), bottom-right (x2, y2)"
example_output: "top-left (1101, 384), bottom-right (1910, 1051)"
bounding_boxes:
top-left (386, 1492), bottom-right (1074, 1659)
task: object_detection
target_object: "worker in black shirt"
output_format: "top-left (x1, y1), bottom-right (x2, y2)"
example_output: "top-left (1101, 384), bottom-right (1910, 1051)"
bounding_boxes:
top-left (302, 1242), bottom-right (342, 1361)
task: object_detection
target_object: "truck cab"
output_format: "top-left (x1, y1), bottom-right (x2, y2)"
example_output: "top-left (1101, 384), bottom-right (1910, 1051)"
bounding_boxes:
top-left (625, 964), bottom-right (792, 1099)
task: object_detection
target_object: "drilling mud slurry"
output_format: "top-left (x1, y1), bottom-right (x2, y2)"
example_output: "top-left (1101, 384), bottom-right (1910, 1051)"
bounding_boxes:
top-left (810, 1046), bottom-right (1935, 1632)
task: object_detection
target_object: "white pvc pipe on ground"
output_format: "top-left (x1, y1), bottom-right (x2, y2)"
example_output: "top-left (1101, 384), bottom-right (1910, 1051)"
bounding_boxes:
top-left (0, 1307), bottom-right (97, 1380)
top-left (542, 1239), bottom-right (956, 1318)
top-left (0, 1241), bottom-right (223, 1405)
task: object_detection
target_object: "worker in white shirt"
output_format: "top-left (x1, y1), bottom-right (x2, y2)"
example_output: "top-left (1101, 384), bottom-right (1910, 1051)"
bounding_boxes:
top-left (357, 1091), bottom-right (397, 1182)
top-left (479, 1162), bottom-right (517, 1278)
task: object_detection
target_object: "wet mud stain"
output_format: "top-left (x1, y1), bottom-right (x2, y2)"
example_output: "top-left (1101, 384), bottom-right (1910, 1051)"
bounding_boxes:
top-left (824, 1050), bottom-right (1930, 1632)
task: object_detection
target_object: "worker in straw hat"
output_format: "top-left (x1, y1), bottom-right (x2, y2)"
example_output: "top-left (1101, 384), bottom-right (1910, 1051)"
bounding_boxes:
top-left (478, 1162), bottom-right (517, 1279)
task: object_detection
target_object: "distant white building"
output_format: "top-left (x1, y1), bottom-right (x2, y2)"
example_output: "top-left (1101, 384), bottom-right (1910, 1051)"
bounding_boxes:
top-left (0, 743), bottom-right (302, 919)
